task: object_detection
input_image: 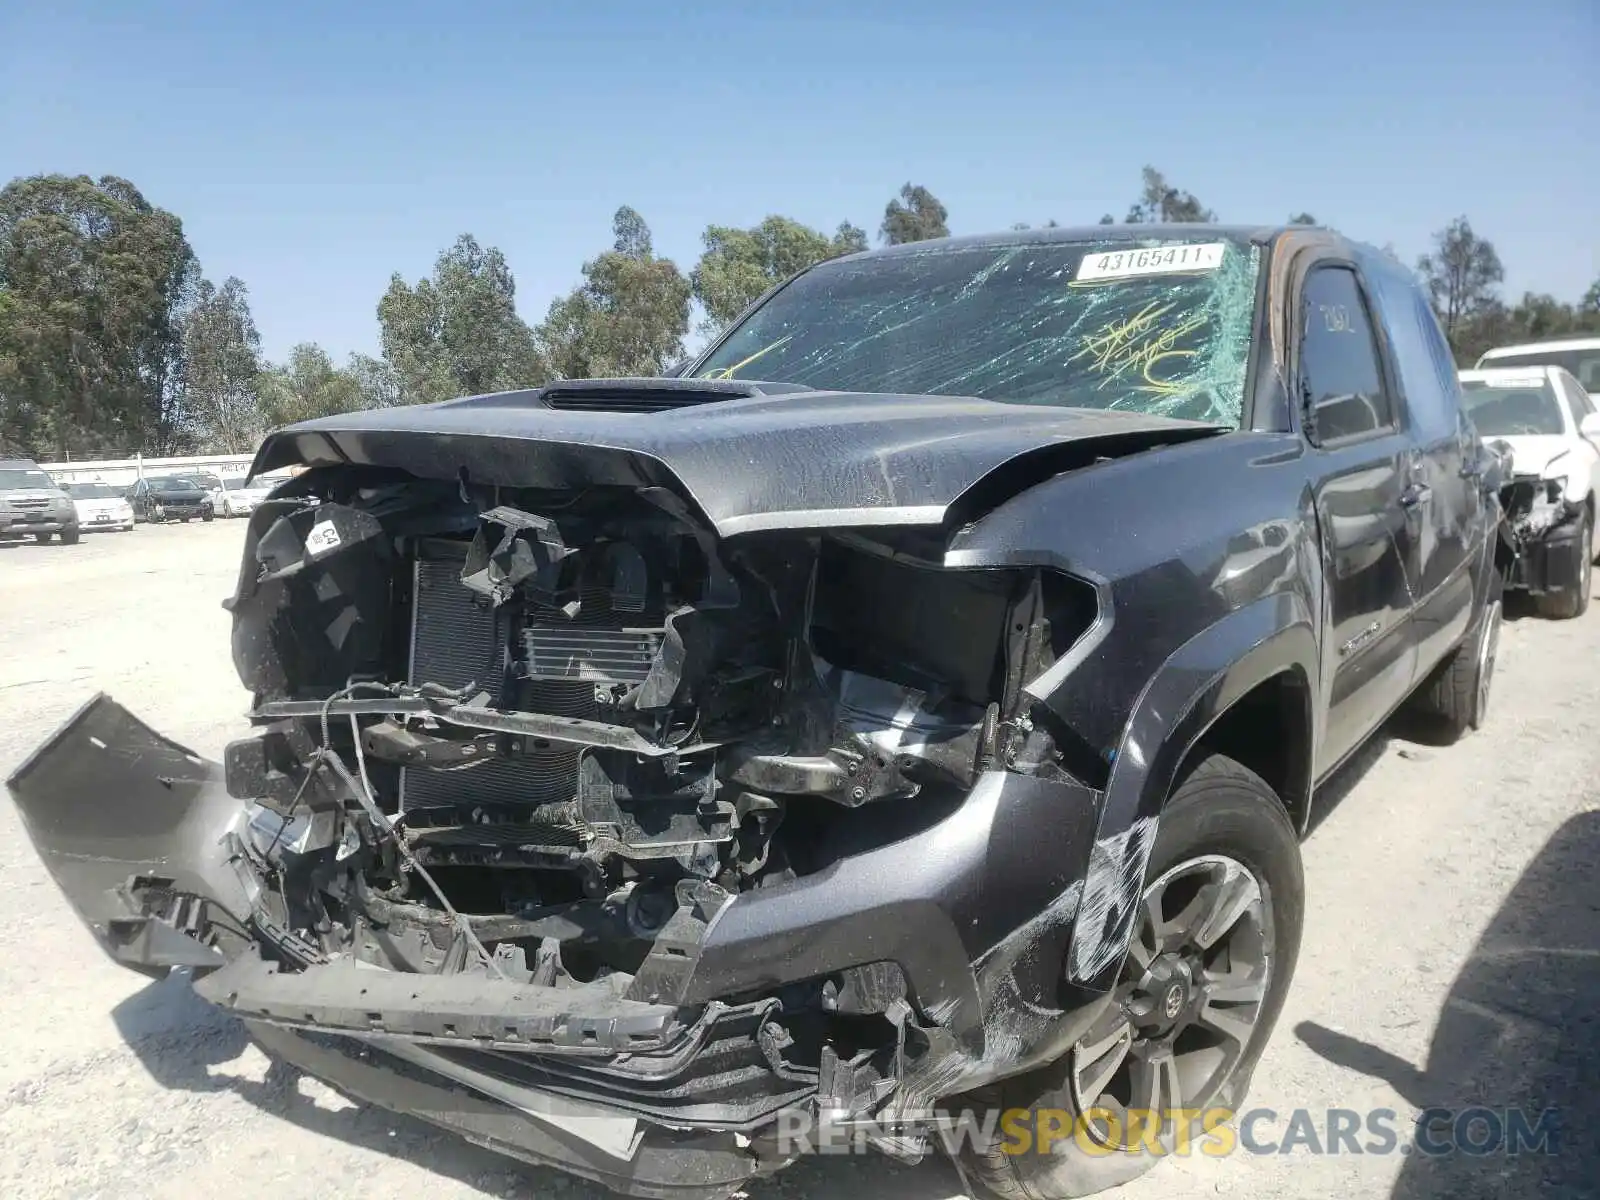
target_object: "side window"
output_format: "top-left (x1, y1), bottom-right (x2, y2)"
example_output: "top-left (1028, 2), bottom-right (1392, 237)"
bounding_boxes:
top-left (1367, 268), bottom-right (1463, 440)
top-left (1559, 375), bottom-right (1587, 430)
top-left (1559, 372), bottom-right (1595, 422)
top-left (1299, 266), bottom-right (1394, 443)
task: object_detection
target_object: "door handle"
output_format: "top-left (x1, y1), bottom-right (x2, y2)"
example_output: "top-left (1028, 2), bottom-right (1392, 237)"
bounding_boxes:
top-left (1400, 483), bottom-right (1432, 509)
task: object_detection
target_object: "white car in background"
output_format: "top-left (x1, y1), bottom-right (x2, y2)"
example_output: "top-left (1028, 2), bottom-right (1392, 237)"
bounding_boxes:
top-left (1460, 364), bottom-right (1600, 617)
top-left (1476, 336), bottom-right (1600, 395)
top-left (216, 473), bottom-right (287, 517)
top-left (64, 481), bottom-right (135, 532)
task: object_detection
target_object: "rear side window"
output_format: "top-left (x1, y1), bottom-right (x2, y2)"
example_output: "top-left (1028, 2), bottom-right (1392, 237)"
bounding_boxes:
top-left (1368, 268), bottom-right (1465, 440)
top-left (1300, 266), bottom-right (1394, 443)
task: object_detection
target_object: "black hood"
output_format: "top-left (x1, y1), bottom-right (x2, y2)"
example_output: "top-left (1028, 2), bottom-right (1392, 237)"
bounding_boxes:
top-left (149, 482), bottom-right (207, 498)
top-left (250, 381), bottom-right (1225, 538)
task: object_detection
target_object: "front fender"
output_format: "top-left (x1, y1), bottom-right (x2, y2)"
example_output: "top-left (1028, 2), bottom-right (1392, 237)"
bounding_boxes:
top-left (1066, 592), bottom-right (1317, 989)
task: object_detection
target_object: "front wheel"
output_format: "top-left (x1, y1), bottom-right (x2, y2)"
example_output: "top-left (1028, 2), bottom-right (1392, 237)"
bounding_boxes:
top-left (202, 509), bottom-right (214, 523)
top-left (58, 527), bottom-right (79, 545)
top-left (32, 531), bottom-right (52, 544)
top-left (957, 754), bottom-right (1304, 1200)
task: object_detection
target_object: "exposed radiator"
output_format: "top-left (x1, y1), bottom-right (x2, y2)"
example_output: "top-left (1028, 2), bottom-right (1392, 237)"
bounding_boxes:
top-left (401, 548), bottom-right (590, 813)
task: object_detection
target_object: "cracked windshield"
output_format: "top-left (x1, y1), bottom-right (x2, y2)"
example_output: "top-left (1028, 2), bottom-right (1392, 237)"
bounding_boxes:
top-left (694, 235), bottom-right (1261, 426)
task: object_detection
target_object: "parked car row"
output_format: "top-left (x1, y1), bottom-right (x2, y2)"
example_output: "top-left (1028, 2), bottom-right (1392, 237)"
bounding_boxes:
top-left (2, 461), bottom-right (297, 543)
top-left (10, 226), bottom-right (1598, 1200)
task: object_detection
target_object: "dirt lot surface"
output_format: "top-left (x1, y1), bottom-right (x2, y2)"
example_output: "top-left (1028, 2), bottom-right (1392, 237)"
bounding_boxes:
top-left (1, 520), bottom-right (1594, 1200)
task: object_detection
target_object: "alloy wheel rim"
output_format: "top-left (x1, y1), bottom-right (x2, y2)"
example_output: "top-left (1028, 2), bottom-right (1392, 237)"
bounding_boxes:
top-left (1476, 599), bottom-right (1501, 721)
top-left (1070, 854), bottom-right (1272, 1151)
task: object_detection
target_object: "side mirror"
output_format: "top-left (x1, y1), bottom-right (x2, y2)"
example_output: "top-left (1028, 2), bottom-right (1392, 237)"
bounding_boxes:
top-left (1580, 413), bottom-right (1600, 440)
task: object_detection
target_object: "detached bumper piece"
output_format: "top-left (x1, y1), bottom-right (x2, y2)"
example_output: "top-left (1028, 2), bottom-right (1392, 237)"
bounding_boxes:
top-left (196, 952), bottom-right (817, 1128)
top-left (5, 694), bottom-right (256, 978)
top-left (196, 951), bottom-right (685, 1051)
top-left (248, 1021), bottom-right (782, 1199)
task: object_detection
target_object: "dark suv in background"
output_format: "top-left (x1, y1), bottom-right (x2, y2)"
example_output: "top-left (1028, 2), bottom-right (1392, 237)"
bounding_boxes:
top-left (126, 475), bottom-right (215, 523)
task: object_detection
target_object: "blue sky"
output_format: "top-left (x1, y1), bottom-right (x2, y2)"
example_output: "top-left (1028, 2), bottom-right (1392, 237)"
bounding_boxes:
top-left (3, 0), bottom-right (1595, 364)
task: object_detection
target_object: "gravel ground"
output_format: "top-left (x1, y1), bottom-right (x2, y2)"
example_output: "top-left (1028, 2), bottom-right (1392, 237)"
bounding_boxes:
top-left (1, 520), bottom-right (1594, 1200)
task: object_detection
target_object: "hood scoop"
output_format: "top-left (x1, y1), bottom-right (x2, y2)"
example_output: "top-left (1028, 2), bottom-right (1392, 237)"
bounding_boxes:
top-left (538, 377), bottom-right (812, 414)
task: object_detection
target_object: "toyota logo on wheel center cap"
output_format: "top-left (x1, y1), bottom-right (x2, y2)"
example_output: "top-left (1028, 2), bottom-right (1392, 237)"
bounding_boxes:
top-left (1163, 983), bottom-right (1184, 1020)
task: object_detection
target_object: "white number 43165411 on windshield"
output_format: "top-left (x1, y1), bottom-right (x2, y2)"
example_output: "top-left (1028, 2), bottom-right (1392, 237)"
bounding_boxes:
top-left (1076, 242), bottom-right (1226, 281)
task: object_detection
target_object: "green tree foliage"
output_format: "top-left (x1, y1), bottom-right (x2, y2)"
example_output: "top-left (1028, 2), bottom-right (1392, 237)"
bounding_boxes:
top-left (1416, 216), bottom-right (1504, 348)
top-left (1582, 278), bottom-right (1600, 315)
top-left (880, 183), bottom-right (950, 245)
top-left (1449, 293), bottom-right (1600, 366)
top-left (1288, 212), bottom-right (1317, 225)
top-left (538, 207), bottom-right (692, 379)
top-left (0, 174), bottom-right (200, 457)
top-left (347, 353), bottom-right (405, 409)
top-left (180, 277), bottom-right (265, 452)
top-left (690, 215), bottom-right (866, 334)
top-left (378, 234), bottom-right (547, 405)
top-left (257, 343), bottom-right (365, 427)
top-left (1125, 167), bottom-right (1216, 224)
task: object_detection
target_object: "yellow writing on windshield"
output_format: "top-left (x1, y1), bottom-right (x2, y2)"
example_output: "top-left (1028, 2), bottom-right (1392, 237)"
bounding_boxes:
top-left (1070, 301), bottom-right (1207, 397)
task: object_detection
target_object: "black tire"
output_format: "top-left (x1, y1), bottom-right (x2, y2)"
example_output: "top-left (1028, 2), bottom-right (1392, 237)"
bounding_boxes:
top-left (202, 509), bottom-right (214, 522)
top-left (1535, 511), bottom-right (1592, 619)
top-left (58, 526), bottom-right (80, 546)
top-left (32, 531), bottom-right (52, 544)
top-left (1409, 567), bottom-right (1502, 739)
top-left (957, 754), bottom-right (1304, 1200)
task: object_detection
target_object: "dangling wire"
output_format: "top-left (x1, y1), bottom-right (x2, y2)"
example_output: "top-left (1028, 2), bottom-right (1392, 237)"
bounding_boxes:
top-left (301, 681), bottom-right (506, 979)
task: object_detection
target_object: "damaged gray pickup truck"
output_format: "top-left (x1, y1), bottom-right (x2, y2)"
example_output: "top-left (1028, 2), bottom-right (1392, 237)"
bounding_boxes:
top-left (8, 225), bottom-right (1507, 1200)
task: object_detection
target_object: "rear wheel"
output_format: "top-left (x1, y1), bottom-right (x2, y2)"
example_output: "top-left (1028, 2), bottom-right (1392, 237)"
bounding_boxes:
top-left (1409, 567), bottom-right (1501, 739)
top-left (957, 754), bottom-right (1304, 1199)
top-left (1536, 511), bottom-right (1592, 619)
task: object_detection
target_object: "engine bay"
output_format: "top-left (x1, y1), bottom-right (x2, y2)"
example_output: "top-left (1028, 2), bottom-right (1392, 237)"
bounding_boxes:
top-left (222, 466), bottom-right (1095, 1009)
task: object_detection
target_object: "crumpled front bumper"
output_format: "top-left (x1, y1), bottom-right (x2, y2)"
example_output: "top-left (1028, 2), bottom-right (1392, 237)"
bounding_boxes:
top-left (7, 695), bottom-right (1108, 1197)
top-left (1509, 514), bottom-right (1586, 595)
